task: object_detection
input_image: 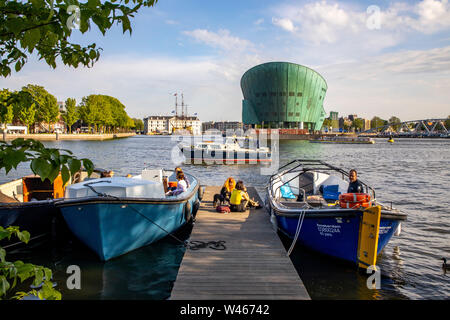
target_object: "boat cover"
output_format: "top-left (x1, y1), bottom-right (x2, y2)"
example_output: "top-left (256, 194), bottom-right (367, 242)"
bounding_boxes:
top-left (65, 177), bottom-right (166, 199)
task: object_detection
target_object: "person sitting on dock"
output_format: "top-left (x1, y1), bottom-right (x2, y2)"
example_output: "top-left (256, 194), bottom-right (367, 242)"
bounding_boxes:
top-left (230, 181), bottom-right (250, 212)
top-left (213, 177), bottom-right (236, 207)
top-left (166, 171), bottom-right (188, 196)
top-left (347, 169), bottom-right (364, 193)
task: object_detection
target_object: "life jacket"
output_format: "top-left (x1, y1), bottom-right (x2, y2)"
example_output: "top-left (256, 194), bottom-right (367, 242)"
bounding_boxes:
top-left (230, 189), bottom-right (243, 205)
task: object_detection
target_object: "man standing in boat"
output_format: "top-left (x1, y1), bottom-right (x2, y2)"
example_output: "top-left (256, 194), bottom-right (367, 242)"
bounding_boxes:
top-left (347, 169), bottom-right (364, 193)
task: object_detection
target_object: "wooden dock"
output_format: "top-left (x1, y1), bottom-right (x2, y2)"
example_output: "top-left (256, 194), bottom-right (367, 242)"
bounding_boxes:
top-left (170, 186), bottom-right (310, 300)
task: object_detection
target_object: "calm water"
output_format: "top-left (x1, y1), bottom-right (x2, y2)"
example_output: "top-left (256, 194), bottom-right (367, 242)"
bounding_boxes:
top-left (2, 135), bottom-right (449, 300)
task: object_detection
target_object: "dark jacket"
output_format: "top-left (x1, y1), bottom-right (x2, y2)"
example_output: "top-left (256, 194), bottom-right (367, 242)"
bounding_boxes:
top-left (347, 180), bottom-right (364, 193)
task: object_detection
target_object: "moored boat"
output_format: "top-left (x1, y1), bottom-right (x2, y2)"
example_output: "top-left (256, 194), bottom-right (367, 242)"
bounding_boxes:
top-left (266, 160), bottom-right (407, 268)
top-left (0, 169), bottom-right (112, 248)
top-left (179, 136), bottom-right (272, 164)
top-left (55, 169), bottom-right (202, 261)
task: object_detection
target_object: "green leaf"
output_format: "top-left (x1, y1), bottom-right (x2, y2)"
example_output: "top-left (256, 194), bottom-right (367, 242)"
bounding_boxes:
top-left (0, 248), bottom-right (5, 263)
top-left (16, 230), bottom-right (30, 244)
top-left (67, 158), bottom-right (81, 174)
top-left (61, 164), bottom-right (70, 185)
top-left (31, 158), bottom-right (52, 179)
top-left (0, 275), bottom-right (11, 297)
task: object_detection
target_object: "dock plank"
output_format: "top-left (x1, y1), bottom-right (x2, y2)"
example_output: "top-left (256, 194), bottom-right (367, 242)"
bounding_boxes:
top-left (170, 186), bottom-right (310, 300)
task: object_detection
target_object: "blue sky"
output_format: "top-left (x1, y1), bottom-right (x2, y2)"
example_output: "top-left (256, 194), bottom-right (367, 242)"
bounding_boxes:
top-left (1, 0), bottom-right (450, 122)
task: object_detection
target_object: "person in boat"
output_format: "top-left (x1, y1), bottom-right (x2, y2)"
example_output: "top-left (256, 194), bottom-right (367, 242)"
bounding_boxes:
top-left (164, 167), bottom-right (190, 192)
top-left (213, 177), bottom-right (236, 207)
top-left (165, 171), bottom-right (188, 196)
top-left (347, 169), bottom-right (364, 193)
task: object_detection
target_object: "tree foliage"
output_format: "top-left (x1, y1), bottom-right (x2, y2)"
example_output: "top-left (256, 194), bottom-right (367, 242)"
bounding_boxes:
top-left (0, 0), bottom-right (158, 77)
top-left (62, 97), bottom-right (77, 133)
top-left (0, 226), bottom-right (61, 300)
top-left (78, 94), bottom-right (133, 133)
top-left (22, 84), bottom-right (59, 131)
top-left (0, 138), bottom-right (94, 185)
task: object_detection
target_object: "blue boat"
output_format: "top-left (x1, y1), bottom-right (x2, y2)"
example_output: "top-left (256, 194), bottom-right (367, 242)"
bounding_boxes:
top-left (55, 170), bottom-right (202, 261)
top-left (266, 160), bottom-right (407, 268)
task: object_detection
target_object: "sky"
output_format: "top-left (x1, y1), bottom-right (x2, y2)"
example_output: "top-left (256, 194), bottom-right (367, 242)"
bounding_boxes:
top-left (1, 0), bottom-right (450, 122)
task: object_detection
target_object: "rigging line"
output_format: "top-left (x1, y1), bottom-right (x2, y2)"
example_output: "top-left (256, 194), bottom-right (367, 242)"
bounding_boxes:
top-left (287, 210), bottom-right (305, 257)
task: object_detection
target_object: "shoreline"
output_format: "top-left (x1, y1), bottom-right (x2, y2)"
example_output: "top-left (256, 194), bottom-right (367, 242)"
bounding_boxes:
top-left (2, 132), bottom-right (136, 141)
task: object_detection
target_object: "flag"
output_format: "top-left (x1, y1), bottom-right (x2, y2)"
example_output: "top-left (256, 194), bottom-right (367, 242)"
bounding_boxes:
top-left (171, 110), bottom-right (175, 114)
top-left (194, 112), bottom-right (198, 116)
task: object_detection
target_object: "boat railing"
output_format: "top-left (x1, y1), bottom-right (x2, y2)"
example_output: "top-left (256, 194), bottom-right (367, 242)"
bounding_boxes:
top-left (268, 160), bottom-right (376, 203)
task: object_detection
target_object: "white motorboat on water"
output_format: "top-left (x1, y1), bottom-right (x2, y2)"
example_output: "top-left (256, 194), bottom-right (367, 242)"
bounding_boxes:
top-left (178, 136), bottom-right (272, 164)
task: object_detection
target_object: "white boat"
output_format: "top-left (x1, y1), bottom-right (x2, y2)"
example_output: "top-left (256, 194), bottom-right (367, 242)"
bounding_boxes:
top-left (178, 136), bottom-right (272, 164)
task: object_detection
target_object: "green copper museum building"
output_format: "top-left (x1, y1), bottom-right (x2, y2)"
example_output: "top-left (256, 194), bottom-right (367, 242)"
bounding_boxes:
top-left (241, 62), bottom-right (327, 130)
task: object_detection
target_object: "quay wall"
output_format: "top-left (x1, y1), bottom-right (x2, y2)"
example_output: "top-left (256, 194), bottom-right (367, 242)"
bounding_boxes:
top-left (2, 133), bottom-right (136, 141)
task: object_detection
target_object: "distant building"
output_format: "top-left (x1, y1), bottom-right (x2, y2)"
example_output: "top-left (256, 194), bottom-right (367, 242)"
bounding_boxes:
top-left (144, 116), bottom-right (201, 135)
top-left (363, 119), bottom-right (371, 131)
top-left (329, 111), bottom-right (339, 132)
top-left (241, 62), bottom-right (327, 131)
top-left (202, 121), bottom-right (243, 133)
top-left (348, 114), bottom-right (358, 122)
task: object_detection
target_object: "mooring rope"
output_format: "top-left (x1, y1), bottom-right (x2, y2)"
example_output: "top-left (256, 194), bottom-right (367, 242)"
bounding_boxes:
top-left (286, 210), bottom-right (305, 256)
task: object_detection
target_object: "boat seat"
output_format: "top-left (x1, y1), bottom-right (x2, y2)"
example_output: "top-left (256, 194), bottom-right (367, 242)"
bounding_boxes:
top-left (298, 171), bottom-right (315, 195)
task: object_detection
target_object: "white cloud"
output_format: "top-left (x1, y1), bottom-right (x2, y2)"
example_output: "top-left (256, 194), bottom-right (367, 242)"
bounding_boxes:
top-left (183, 29), bottom-right (254, 52)
top-left (254, 18), bottom-right (264, 25)
top-left (271, 17), bottom-right (296, 32)
top-left (271, 0), bottom-right (450, 47)
top-left (315, 46), bottom-right (450, 120)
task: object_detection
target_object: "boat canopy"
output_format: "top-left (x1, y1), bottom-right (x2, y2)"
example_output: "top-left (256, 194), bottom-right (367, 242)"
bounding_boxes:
top-left (65, 177), bottom-right (166, 199)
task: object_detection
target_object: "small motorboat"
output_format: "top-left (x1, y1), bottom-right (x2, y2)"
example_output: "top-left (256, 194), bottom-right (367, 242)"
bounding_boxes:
top-left (54, 169), bottom-right (202, 261)
top-left (0, 169), bottom-right (113, 248)
top-left (178, 136), bottom-right (272, 164)
top-left (265, 160), bottom-right (407, 268)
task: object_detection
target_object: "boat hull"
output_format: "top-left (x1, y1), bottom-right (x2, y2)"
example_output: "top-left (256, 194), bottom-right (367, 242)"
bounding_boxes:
top-left (275, 212), bottom-right (400, 264)
top-left (180, 148), bottom-right (272, 164)
top-left (58, 193), bottom-right (199, 261)
top-left (0, 201), bottom-right (58, 247)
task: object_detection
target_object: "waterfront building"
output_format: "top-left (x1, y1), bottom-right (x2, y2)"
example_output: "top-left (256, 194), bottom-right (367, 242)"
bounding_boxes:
top-left (363, 119), bottom-right (371, 131)
top-left (241, 62), bottom-right (328, 131)
top-left (202, 121), bottom-right (243, 134)
top-left (144, 116), bottom-right (202, 135)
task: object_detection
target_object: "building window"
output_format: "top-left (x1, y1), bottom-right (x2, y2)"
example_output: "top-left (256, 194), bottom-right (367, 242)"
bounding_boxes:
top-left (297, 92), bottom-right (302, 97)
top-left (281, 112), bottom-right (285, 117)
top-left (296, 102), bottom-right (299, 106)
top-left (288, 112), bottom-right (293, 116)
top-left (262, 92), bottom-right (267, 97)
top-left (255, 93), bottom-right (260, 97)
top-left (289, 92), bottom-right (294, 96)
top-left (295, 112), bottom-right (300, 117)
top-left (272, 112), bottom-right (277, 116)
top-left (270, 92), bottom-right (276, 96)
top-left (279, 92), bottom-right (286, 96)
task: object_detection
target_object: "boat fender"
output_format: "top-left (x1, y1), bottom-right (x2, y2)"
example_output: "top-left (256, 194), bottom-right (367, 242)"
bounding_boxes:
top-left (184, 201), bottom-right (192, 222)
top-left (198, 186), bottom-right (205, 201)
top-left (192, 199), bottom-right (200, 217)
